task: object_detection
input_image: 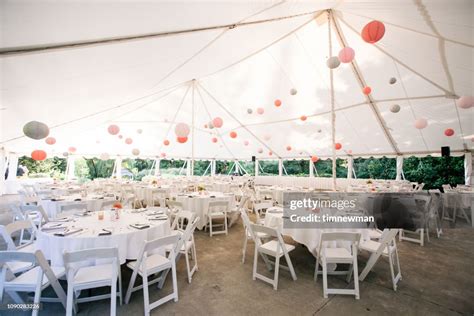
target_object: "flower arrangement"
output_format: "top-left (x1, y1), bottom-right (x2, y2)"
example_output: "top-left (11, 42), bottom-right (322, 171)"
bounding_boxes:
top-left (112, 201), bottom-right (123, 209)
top-left (366, 179), bottom-right (373, 185)
top-left (197, 185), bottom-right (206, 192)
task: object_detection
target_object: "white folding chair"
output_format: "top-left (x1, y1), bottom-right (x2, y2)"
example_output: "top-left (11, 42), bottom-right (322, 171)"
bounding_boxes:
top-left (1, 220), bottom-right (37, 251)
top-left (399, 195), bottom-right (431, 246)
top-left (314, 232), bottom-right (361, 299)
top-left (250, 224), bottom-right (297, 290)
top-left (170, 210), bottom-right (195, 231)
top-left (428, 190), bottom-right (443, 237)
top-left (125, 235), bottom-right (179, 316)
top-left (0, 250), bottom-right (67, 316)
top-left (63, 247), bottom-right (122, 316)
top-left (20, 204), bottom-right (50, 229)
top-left (168, 217), bottom-right (200, 283)
top-left (253, 201), bottom-right (273, 224)
top-left (228, 196), bottom-right (250, 228)
top-left (359, 229), bottom-right (401, 291)
top-left (206, 200), bottom-right (229, 237)
top-left (239, 209), bottom-right (270, 265)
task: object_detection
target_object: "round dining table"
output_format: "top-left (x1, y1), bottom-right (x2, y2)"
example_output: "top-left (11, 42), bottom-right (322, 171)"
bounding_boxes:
top-left (39, 194), bottom-right (116, 219)
top-left (35, 208), bottom-right (171, 267)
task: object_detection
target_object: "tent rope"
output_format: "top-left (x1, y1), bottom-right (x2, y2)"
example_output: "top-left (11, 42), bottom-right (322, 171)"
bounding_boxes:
top-left (328, 10), bottom-right (337, 191)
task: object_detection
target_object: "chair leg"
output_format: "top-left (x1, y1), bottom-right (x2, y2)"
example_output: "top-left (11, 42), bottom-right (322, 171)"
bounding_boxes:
top-left (420, 229), bottom-right (424, 246)
top-left (252, 247), bottom-right (258, 281)
top-left (224, 213), bottom-right (228, 235)
top-left (388, 250), bottom-right (397, 291)
top-left (32, 279), bottom-right (42, 316)
top-left (273, 255), bottom-right (280, 290)
top-left (171, 258), bottom-right (179, 302)
top-left (111, 277), bottom-right (117, 316)
top-left (142, 274), bottom-right (150, 316)
top-left (242, 234), bottom-right (248, 264)
top-left (184, 250), bottom-right (192, 283)
top-left (209, 217), bottom-right (213, 237)
top-left (118, 270), bottom-right (123, 306)
top-left (284, 252), bottom-right (297, 281)
top-left (322, 259), bottom-right (328, 298)
top-left (353, 258), bottom-right (360, 300)
top-left (66, 282), bottom-right (74, 316)
top-left (125, 269), bottom-right (138, 304)
top-left (192, 241), bottom-right (198, 272)
top-left (314, 257), bottom-right (319, 282)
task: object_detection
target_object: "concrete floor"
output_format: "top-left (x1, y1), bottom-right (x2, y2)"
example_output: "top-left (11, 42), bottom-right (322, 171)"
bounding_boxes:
top-left (1, 197), bottom-right (473, 315)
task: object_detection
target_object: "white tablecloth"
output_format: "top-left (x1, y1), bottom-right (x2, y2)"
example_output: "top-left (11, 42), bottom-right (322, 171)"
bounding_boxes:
top-left (36, 210), bottom-right (171, 266)
top-left (39, 195), bottom-right (115, 219)
top-left (176, 192), bottom-right (234, 230)
top-left (264, 207), bottom-right (370, 258)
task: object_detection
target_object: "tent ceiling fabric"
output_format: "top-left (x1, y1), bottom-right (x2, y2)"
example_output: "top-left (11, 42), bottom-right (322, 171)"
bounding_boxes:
top-left (1, 0), bottom-right (472, 160)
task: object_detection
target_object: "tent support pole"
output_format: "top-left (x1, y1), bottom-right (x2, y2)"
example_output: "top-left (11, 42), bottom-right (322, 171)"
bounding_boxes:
top-left (191, 81), bottom-right (195, 177)
top-left (211, 160), bottom-right (216, 176)
top-left (278, 159), bottom-right (283, 177)
top-left (309, 159), bottom-right (314, 177)
top-left (255, 159), bottom-right (259, 177)
top-left (327, 11), bottom-right (337, 191)
top-left (396, 156), bottom-right (404, 181)
top-left (347, 156), bottom-right (353, 179)
top-left (464, 152), bottom-right (473, 186)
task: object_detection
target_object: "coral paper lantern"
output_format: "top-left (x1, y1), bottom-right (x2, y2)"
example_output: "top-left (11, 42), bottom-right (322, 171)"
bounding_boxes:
top-left (362, 86), bottom-right (372, 95)
top-left (230, 131), bottom-right (237, 139)
top-left (244, 140), bottom-right (249, 146)
top-left (45, 137), bottom-right (56, 145)
top-left (257, 108), bottom-right (265, 115)
top-left (456, 96), bottom-right (473, 109)
top-left (23, 121), bottom-right (50, 140)
top-left (300, 115), bottom-right (307, 121)
top-left (361, 20), bottom-right (385, 44)
top-left (286, 146), bottom-right (292, 151)
top-left (177, 136), bottom-right (188, 144)
top-left (311, 156), bottom-right (319, 163)
top-left (68, 147), bottom-right (76, 153)
top-left (163, 139), bottom-right (170, 146)
top-left (107, 124), bottom-right (120, 135)
top-left (290, 88), bottom-right (297, 95)
top-left (338, 47), bottom-right (355, 63)
top-left (212, 137), bottom-right (218, 143)
top-left (335, 143), bottom-right (342, 150)
top-left (326, 56), bottom-right (341, 69)
top-left (444, 128), bottom-right (455, 137)
top-left (125, 138), bottom-right (133, 145)
top-left (414, 118), bottom-right (428, 129)
top-left (31, 150), bottom-right (47, 161)
top-left (212, 117), bottom-right (223, 128)
top-left (274, 99), bottom-right (282, 107)
top-left (160, 152), bottom-right (166, 158)
top-left (175, 123), bottom-right (190, 137)
top-left (132, 148), bottom-right (140, 156)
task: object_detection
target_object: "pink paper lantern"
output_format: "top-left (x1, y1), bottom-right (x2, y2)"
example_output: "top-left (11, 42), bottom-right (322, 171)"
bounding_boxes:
top-left (212, 137), bottom-right (218, 143)
top-left (414, 118), bottom-right (428, 129)
top-left (125, 138), bottom-right (133, 145)
top-left (212, 117), bottom-right (223, 128)
top-left (68, 146), bottom-right (76, 153)
top-left (286, 146), bottom-right (292, 151)
top-left (175, 123), bottom-right (190, 137)
top-left (338, 47), bottom-right (355, 63)
top-left (269, 151), bottom-right (273, 156)
top-left (244, 140), bottom-right (249, 146)
top-left (444, 128), bottom-right (455, 137)
top-left (230, 131), bottom-right (237, 139)
top-left (257, 108), bottom-right (265, 115)
top-left (132, 148), bottom-right (140, 156)
top-left (456, 96), bottom-right (473, 109)
top-left (163, 140), bottom-right (170, 146)
top-left (108, 124), bottom-right (120, 135)
top-left (160, 152), bottom-right (166, 158)
top-left (45, 137), bottom-right (56, 145)
top-left (118, 135), bottom-right (123, 139)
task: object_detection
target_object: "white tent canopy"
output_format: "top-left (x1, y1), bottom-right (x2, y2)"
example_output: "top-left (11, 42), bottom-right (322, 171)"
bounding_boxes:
top-left (1, 0), bottom-right (473, 160)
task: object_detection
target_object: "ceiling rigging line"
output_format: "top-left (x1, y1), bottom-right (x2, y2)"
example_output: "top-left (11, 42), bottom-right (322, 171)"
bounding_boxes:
top-left (197, 81), bottom-right (283, 159)
top-left (331, 10), bottom-right (401, 155)
top-left (328, 10), bottom-right (337, 191)
top-left (451, 98), bottom-right (468, 151)
top-left (392, 59), bottom-right (430, 151)
top-left (148, 0), bottom-right (289, 90)
top-left (0, 79), bottom-right (189, 144)
top-left (265, 49), bottom-right (297, 89)
top-left (0, 8), bottom-right (321, 57)
top-left (293, 28), bottom-right (371, 153)
top-left (156, 84), bottom-right (192, 153)
top-left (200, 11), bottom-right (326, 80)
top-left (336, 14), bottom-right (456, 97)
top-left (195, 83), bottom-right (237, 160)
top-left (414, 0), bottom-right (455, 94)
top-left (339, 9), bottom-right (474, 48)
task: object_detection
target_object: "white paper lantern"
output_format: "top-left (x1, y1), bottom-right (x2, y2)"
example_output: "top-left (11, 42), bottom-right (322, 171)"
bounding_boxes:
top-left (132, 148), bottom-right (140, 156)
top-left (326, 56), bottom-right (340, 69)
top-left (456, 96), bottom-right (473, 109)
top-left (414, 118), bottom-right (428, 129)
top-left (23, 121), bottom-right (50, 140)
top-left (390, 104), bottom-right (401, 113)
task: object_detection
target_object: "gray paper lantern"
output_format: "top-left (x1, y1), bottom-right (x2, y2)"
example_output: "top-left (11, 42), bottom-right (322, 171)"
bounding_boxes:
top-left (317, 129), bottom-right (322, 133)
top-left (62, 152), bottom-right (69, 157)
top-left (290, 88), bottom-right (297, 95)
top-left (389, 77), bottom-right (397, 85)
top-left (132, 148), bottom-right (140, 156)
top-left (390, 104), bottom-right (401, 113)
top-left (23, 121), bottom-right (50, 140)
top-left (209, 121), bottom-right (214, 129)
top-left (326, 56), bottom-right (340, 69)
top-left (247, 108), bottom-right (253, 114)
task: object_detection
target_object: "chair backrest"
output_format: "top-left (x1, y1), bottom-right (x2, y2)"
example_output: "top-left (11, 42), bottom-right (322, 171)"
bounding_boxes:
top-left (207, 200), bottom-right (229, 214)
top-left (63, 247), bottom-right (119, 266)
top-left (254, 202), bottom-right (272, 212)
top-left (170, 210), bottom-right (196, 231)
top-left (319, 232), bottom-right (361, 255)
top-left (378, 229), bottom-right (399, 248)
top-left (5, 220), bottom-right (36, 236)
top-left (250, 223), bottom-right (290, 254)
top-left (0, 250), bottom-right (36, 267)
top-left (414, 194), bottom-right (432, 218)
top-left (142, 235), bottom-right (179, 259)
top-left (237, 196), bottom-right (250, 210)
top-left (240, 209), bottom-right (256, 240)
top-left (167, 200), bottom-right (184, 210)
top-left (0, 226), bottom-right (18, 250)
top-left (20, 204), bottom-right (50, 224)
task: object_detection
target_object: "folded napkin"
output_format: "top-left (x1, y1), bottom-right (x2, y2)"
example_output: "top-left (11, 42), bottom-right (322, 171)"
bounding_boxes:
top-left (130, 223), bottom-right (150, 230)
top-left (148, 215), bottom-right (168, 221)
top-left (52, 217), bottom-right (71, 222)
top-left (41, 223), bottom-right (65, 231)
top-left (98, 229), bottom-right (112, 236)
top-left (73, 198), bottom-right (82, 201)
top-left (51, 198), bottom-right (65, 201)
top-left (54, 228), bottom-right (83, 237)
top-left (74, 212), bottom-right (90, 217)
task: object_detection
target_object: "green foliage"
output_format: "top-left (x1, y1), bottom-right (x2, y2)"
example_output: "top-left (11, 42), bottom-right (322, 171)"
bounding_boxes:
top-left (84, 158), bottom-right (115, 179)
top-left (18, 156), bottom-right (67, 179)
top-left (160, 160), bottom-right (186, 176)
top-left (193, 160), bottom-right (211, 176)
top-left (353, 157), bottom-right (396, 180)
top-left (259, 160), bottom-right (278, 175)
top-left (284, 160), bottom-right (310, 177)
top-left (314, 159), bottom-right (348, 178)
top-left (403, 156), bottom-right (464, 189)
